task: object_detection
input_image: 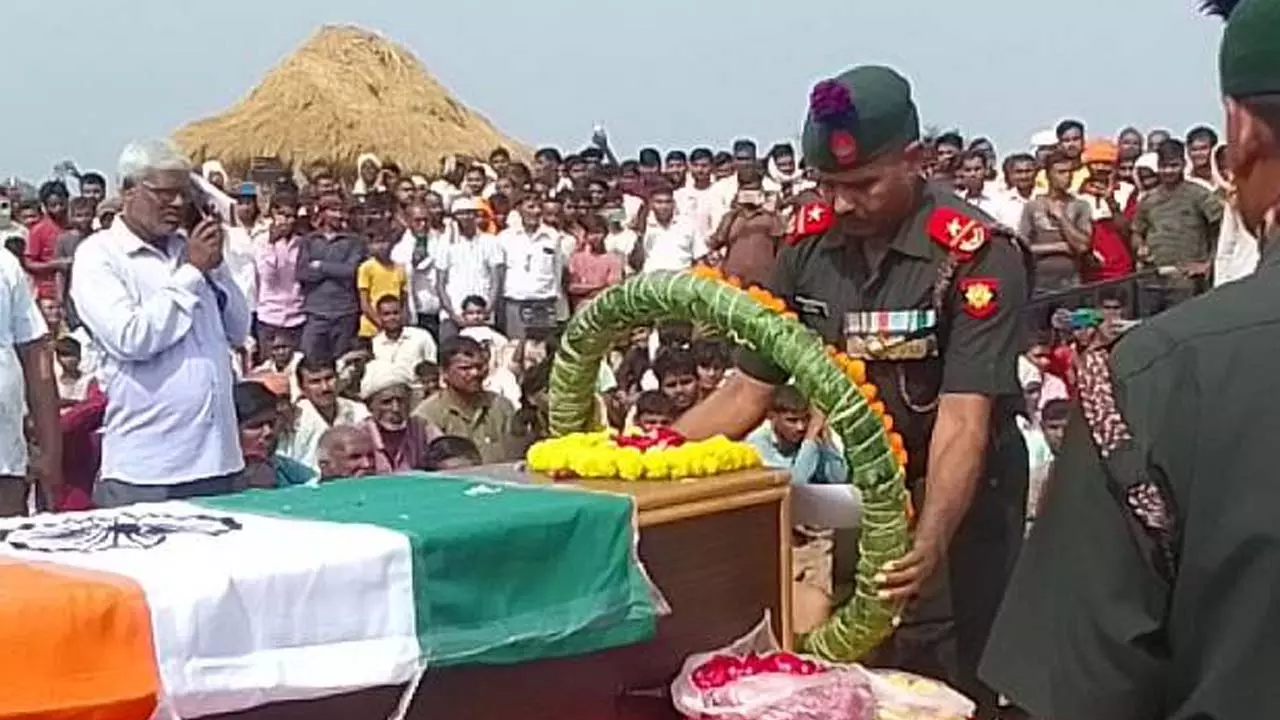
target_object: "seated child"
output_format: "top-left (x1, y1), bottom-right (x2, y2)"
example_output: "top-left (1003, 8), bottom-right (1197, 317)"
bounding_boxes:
top-left (1026, 398), bottom-right (1071, 527)
top-left (1039, 399), bottom-right (1070, 455)
top-left (424, 435), bottom-right (483, 471)
top-left (53, 336), bottom-right (92, 406)
top-left (745, 386), bottom-right (846, 484)
top-left (652, 347), bottom-right (701, 417)
top-left (253, 330), bottom-right (304, 400)
top-left (457, 294), bottom-right (509, 359)
top-left (633, 390), bottom-right (676, 430)
top-left (414, 360), bottom-right (440, 399)
top-left (692, 338), bottom-right (730, 399)
top-left (38, 296), bottom-right (65, 338)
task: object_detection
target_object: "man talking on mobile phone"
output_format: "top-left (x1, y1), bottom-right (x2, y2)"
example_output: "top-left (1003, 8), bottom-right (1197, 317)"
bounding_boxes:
top-left (70, 138), bottom-right (251, 507)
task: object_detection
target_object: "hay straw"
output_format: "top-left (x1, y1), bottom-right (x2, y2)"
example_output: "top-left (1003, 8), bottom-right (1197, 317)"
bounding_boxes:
top-left (173, 25), bottom-right (527, 177)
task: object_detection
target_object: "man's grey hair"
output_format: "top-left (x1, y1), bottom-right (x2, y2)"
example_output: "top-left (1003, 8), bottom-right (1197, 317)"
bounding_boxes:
top-left (316, 425), bottom-right (372, 467)
top-left (117, 138), bottom-right (192, 189)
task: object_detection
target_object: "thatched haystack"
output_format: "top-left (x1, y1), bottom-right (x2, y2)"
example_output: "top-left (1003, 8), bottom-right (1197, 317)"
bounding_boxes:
top-left (174, 25), bottom-right (525, 177)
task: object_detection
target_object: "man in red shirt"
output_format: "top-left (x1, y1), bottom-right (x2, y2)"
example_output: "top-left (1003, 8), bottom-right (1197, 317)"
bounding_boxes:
top-left (24, 181), bottom-right (70, 301)
top-left (1077, 140), bottom-right (1136, 282)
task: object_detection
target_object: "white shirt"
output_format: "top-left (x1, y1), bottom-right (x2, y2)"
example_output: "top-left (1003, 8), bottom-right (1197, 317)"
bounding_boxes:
top-left (674, 183), bottom-right (720, 245)
top-left (223, 225), bottom-right (259, 315)
top-left (1214, 200), bottom-right (1260, 287)
top-left (623, 194), bottom-right (645, 227)
top-left (252, 351), bottom-right (304, 401)
top-left (0, 249), bottom-right (48, 476)
top-left (391, 225), bottom-right (451, 323)
top-left (435, 231), bottom-right (505, 318)
top-left (958, 188), bottom-right (1022, 231)
top-left (999, 189), bottom-right (1035, 229)
top-left (278, 397), bottom-right (370, 470)
top-left (640, 218), bottom-right (703, 273)
top-left (429, 180), bottom-right (461, 212)
top-left (66, 325), bottom-right (102, 380)
top-left (1078, 183), bottom-right (1137, 222)
top-left (485, 366), bottom-right (523, 407)
top-left (56, 369), bottom-right (93, 403)
top-left (1017, 415), bottom-right (1056, 523)
top-left (70, 220), bottom-right (252, 486)
top-left (707, 177), bottom-right (738, 232)
top-left (500, 223), bottom-right (564, 301)
top-left (459, 325), bottom-right (509, 373)
top-left (605, 228), bottom-right (639, 273)
top-left (372, 326), bottom-right (438, 376)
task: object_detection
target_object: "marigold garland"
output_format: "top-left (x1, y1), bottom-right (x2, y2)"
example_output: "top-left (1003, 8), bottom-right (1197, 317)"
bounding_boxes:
top-left (527, 429), bottom-right (763, 481)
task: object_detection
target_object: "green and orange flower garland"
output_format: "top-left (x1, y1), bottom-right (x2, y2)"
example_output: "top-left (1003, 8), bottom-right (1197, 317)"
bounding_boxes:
top-left (541, 264), bottom-right (913, 662)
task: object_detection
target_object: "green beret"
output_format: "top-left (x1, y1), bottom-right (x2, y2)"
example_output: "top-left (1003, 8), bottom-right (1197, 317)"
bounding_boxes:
top-left (1215, 0), bottom-right (1280, 97)
top-left (801, 65), bottom-right (921, 173)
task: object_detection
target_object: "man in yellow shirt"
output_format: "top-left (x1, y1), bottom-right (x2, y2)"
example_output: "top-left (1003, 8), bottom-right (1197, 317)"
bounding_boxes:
top-left (357, 224), bottom-right (407, 339)
top-left (1033, 119), bottom-right (1091, 194)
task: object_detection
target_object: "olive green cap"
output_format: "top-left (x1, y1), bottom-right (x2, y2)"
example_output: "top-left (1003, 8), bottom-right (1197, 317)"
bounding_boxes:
top-left (800, 65), bottom-right (921, 173)
top-left (1214, 0), bottom-right (1280, 97)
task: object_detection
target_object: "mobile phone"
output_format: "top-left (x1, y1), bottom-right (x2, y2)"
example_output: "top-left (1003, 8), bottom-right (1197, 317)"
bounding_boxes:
top-left (1068, 308), bottom-right (1103, 330)
top-left (183, 183), bottom-right (217, 232)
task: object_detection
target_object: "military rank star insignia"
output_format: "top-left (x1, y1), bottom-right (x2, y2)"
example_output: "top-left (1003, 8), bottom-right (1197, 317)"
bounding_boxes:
top-left (927, 207), bottom-right (991, 259)
top-left (785, 202), bottom-right (836, 245)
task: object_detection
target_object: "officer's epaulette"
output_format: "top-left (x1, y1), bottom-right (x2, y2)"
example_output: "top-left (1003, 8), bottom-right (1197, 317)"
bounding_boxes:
top-left (926, 206), bottom-right (992, 261)
top-left (783, 202), bottom-right (835, 246)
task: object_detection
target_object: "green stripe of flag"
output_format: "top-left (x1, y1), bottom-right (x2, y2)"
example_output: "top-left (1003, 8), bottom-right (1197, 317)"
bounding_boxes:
top-left (199, 474), bottom-right (657, 666)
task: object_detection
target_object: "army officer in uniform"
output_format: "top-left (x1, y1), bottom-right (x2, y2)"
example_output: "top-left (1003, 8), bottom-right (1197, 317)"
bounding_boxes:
top-left (981, 1), bottom-right (1280, 717)
top-left (675, 65), bottom-right (1030, 718)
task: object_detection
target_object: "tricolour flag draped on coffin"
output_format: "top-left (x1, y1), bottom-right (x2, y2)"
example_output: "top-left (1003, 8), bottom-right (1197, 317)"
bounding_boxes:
top-left (0, 475), bottom-right (660, 720)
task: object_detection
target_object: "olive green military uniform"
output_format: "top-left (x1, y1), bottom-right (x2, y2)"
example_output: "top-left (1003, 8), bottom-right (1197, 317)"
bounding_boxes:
top-left (981, 1), bottom-right (1280, 716)
top-left (740, 65), bottom-right (1031, 715)
top-left (1133, 181), bottom-right (1225, 314)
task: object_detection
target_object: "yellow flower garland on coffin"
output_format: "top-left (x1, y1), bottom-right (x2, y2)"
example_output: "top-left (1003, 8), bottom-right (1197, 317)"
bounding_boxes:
top-left (526, 431), bottom-right (764, 481)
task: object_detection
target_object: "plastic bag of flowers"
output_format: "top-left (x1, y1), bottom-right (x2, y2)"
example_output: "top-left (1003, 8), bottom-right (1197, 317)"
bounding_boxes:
top-left (861, 669), bottom-right (975, 720)
top-left (671, 613), bottom-right (876, 720)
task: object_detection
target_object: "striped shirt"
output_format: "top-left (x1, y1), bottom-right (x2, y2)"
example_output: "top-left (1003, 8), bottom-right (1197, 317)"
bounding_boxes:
top-left (435, 231), bottom-right (504, 317)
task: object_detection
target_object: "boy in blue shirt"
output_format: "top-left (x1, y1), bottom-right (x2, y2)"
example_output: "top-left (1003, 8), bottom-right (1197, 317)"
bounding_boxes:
top-left (746, 386), bottom-right (846, 484)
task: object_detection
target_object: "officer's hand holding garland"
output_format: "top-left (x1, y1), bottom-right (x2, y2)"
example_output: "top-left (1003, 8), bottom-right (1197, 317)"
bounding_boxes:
top-left (876, 394), bottom-right (991, 601)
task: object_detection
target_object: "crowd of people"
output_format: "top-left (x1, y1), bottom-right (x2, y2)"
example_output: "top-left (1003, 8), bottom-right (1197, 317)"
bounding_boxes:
top-left (0, 118), bottom-right (1246, 519)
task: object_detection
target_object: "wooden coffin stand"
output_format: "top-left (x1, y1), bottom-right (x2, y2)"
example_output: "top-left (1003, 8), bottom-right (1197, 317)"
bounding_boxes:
top-left (220, 468), bottom-right (793, 720)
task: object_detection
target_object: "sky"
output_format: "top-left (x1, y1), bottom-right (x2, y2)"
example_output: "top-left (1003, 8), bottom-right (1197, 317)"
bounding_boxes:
top-left (1, 0), bottom-right (1226, 184)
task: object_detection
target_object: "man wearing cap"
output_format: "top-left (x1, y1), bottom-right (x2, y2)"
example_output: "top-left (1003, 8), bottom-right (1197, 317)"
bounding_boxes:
top-left (434, 196), bottom-right (504, 341)
top-left (224, 182), bottom-right (261, 326)
top-left (980, 1), bottom-right (1280, 717)
top-left (357, 360), bottom-right (440, 473)
top-left (297, 192), bottom-right (364, 361)
top-left (677, 65), bottom-right (1030, 717)
top-left (1029, 129), bottom-right (1059, 171)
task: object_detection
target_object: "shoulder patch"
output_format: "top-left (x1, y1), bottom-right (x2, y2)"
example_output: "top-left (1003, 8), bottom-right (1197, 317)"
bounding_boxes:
top-left (958, 277), bottom-right (999, 319)
top-left (927, 206), bottom-right (991, 259)
top-left (785, 202), bottom-right (835, 246)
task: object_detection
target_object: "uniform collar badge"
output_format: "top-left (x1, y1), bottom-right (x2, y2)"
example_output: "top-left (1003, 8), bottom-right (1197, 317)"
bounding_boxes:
top-left (785, 202), bottom-right (836, 245)
top-left (927, 207), bottom-right (990, 259)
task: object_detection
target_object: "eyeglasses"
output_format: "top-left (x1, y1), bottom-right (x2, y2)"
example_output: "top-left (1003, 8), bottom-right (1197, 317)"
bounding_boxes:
top-left (140, 181), bottom-right (188, 202)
